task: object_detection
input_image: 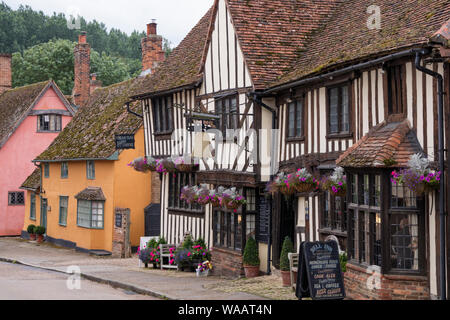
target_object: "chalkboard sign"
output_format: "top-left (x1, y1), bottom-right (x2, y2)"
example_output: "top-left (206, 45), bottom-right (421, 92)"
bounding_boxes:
top-left (296, 241), bottom-right (345, 300)
top-left (256, 196), bottom-right (270, 243)
top-left (115, 134), bottom-right (135, 149)
top-left (115, 213), bottom-right (122, 228)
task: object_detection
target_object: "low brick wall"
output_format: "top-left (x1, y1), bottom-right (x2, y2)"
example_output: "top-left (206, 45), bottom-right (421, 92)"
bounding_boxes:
top-left (344, 263), bottom-right (430, 300)
top-left (211, 247), bottom-right (244, 278)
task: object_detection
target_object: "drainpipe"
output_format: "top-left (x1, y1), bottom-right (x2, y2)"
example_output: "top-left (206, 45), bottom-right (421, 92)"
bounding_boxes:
top-left (415, 49), bottom-right (446, 300)
top-left (249, 92), bottom-right (277, 275)
top-left (126, 101), bottom-right (143, 119)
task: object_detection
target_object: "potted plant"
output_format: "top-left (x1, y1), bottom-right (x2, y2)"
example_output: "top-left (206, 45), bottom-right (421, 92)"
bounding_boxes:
top-left (340, 251), bottom-right (348, 277)
top-left (192, 238), bottom-right (211, 262)
top-left (196, 260), bottom-right (213, 277)
top-left (194, 184), bottom-right (210, 205)
top-left (280, 236), bottom-right (294, 287)
top-left (174, 248), bottom-right (194, 271)
top-left (27, 224), bottom-right (36, 241)
top-left (243, 236), bottom-right (260, 278)
top-left (35, 226), bottom-right (46, 243)
top-left (128, 156), bottom-right (157, 172)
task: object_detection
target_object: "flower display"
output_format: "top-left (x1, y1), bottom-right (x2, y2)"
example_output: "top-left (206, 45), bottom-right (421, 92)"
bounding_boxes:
top-left (179, 185), bottom-right (246, 211)
top-left (173, 155), bottom-right (199, 172)
top-left (196, 260), bottom-right (213, 272)
top-left (128, 156), bottom-right (157, 172)
top-left (294, 168), bottom-right (319, 193)
top-left (391, 153), bottom-right (440, 194)
top-left (322, 167), bottom-right (347, 197)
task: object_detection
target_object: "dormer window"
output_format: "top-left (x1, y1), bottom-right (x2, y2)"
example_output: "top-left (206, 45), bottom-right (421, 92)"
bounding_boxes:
top-left (38, 114), bottom-right (61, 132)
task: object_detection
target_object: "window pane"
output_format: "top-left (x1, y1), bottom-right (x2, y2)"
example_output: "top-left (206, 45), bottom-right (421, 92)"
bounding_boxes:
top-left (341, 86), bottom-right (349, 132)
top-left (329, 88), bottom-right (339, 133)
top-left (296, 100), bottom-right (303, 136)
top-left (390, 214), bottom-right (419, 270)
top-left (288, 102), bottom-right (295, 137)
top-left (363, 175), bottom-right (369, 205)
top-left (30, 194), bottom-right (36, 219)
top-left (323, 191), bottom-right (331, 228)
top-left (371, 212), bottom-right (382, 266)
top-left (235, 214), bottom-right (242, 250)
top-left (77, 200), bottom-right (91, 227)
top-left (359, 211), bottom-right (366, 263)
top-left (391, 183), bottom-right (416, 208)
top-left (246, 213), bottom-right (256, 240)
top-left (59, 196), bottom-right (68, 225)
top-left (246, 189), bottom-right (256, 211)
top-left (44, 164), bottom-right (49, 178)
top-left (349, 210), bottom-right (356, 259)
top-left (351, 174), bottom-right (358, 204)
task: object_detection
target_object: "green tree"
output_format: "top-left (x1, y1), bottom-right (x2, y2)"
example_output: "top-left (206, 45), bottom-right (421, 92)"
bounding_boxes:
top-left (243, 237), bottom-right (260, 266)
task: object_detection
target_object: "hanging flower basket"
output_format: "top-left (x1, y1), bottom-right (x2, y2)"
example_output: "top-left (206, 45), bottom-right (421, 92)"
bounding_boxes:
top-left (294, 168), bottom-right (318, 193)
top-left (322, 167), bottom-right (347, 197)
top-left (128, 156), bottom-right (157, 173)
top-left (391, 154), bottom-right (440, 195)
top-left (174, 156), bottom-right (199, 172)
top-left (195, 184), bottom-right (211, 205)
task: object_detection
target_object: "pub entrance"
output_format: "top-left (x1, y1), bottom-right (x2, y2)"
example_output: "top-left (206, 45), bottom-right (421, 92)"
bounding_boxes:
top-left (272, 193), bottom-right (296, 268)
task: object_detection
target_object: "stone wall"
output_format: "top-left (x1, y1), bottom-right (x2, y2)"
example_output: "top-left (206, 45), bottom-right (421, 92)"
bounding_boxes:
top-left (344, 263), bottom-right (430, 300)
top-left (211, 247), bottom-right (244, 278)
top-left (112, 207), bottom-right (131, 258)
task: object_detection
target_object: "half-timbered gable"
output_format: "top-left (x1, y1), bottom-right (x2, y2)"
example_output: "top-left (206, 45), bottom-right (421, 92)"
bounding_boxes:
top-left (264, 0), bottom-right (450, 299)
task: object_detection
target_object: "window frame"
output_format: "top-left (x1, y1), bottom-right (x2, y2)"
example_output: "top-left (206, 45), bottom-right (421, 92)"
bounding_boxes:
top-left (86, 161), bottom-right (95, 180)
top-left (30, 193), bottom-right (36, 220)
top-left (386, 63), bottom-right (407, 116)
top-left (286, 96), bottom-right (305, 141)
top-left (59, 196), bottom-right (69, 226)
top-left (214, 94), bottom-right (239, 141)
top-left (44, 163), bottom-right (50, 178)
top-left (167, 173), bottom-right (203, 215)
top-left (152, 95), bottom-right (174, 135)
top-left (61, 162), bottom-right (68, 179)
top-left (76, 199), bottom-right (104, 229)
top-left (37, 114), bottom-right (62, 133)
top-left (326, 82), bottom-right (352, 138)
top-left (8, 191), bottom-right (25, 206)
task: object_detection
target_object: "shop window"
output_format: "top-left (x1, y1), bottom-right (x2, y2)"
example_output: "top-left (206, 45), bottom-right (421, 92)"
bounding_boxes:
top-left (213, 210), bottom-right (242, 251)
top-left (321, 191), bottom-right (347, 232)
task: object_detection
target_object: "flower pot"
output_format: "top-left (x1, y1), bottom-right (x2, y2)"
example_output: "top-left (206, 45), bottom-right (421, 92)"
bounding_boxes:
top-left (295, 183), bottom-right (314, 193)
top-left (281, 270), bottom-right (291, 287)
top-left (244, 265), bottom-right (260, 278)
top-left (29, 233), bottom-right (36, 241)
top-left (279, 185), bottom-right (295, 196)
top-left (36, 234), bottom-right (44, 243)
top-left (196, 269), bottom-right (210, 277)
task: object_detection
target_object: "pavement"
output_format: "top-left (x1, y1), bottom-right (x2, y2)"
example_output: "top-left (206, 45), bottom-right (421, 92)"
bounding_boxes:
top-left (0, 261), bottom-right (157, 300)
top-left (0, 237), bottom-right (265, 300)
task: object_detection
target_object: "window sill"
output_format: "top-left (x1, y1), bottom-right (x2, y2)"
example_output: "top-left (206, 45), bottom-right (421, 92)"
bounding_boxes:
top-left (76, 225), bottom-right (104, 230)
top-left (326, 132), bottom-right (353, 140)
top-left (8, 204), bottom-right (25, 206)
top-left (168, 208), bottom-right (204, 216)
top-left (59, 223), bottom-right (67, 227)
top-left (37, 130), bottom-right (62, 133)
top-left (346, 262), bottom-right (426, 279)
top-left (318, 228), bottom-right (347, 237)
top-left (30, 217), bottom-right (36, 221)
top-left (286, 136), bottom-right (305, 143)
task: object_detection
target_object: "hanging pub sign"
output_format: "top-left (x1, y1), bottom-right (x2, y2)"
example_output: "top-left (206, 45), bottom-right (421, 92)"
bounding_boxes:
top-left (115, 134), bottom-right (135, 150)
top-left (295, 240), bottom-right (345, 300)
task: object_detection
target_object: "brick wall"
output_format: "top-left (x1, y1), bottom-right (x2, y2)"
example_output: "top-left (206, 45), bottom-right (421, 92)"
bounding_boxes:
top-left (151, 172), bottom-right (161, 203)
top-left (73, 32), bottom-right (91, 107)
top-left (211, 247), bottom-right (244, 278)
top-left (141, 22), bottom-right (165, 72)
top-left (344, 263), bottom-right (430, 300)
top-left (0, 54), bottom-right (12, 94)
top-left (112, 207), bottom-right (131, 258)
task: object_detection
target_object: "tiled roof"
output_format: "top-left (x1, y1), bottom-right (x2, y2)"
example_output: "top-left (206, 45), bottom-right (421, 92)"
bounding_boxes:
top-left (271, 0), bottom-right (450, 88)
top-left (132, 6), bottom-right (214, 97)
top-left (226, 0), bottom-right (341, 89)
top-left (0, 81), bottom-right (49, 148)
top-left (35, 78), bottom-right (145, 161)
top-left (75, 187), bottom-right (106, 201)
top-left (336, 117), bottom-right (422, 168)
top-left (431, 19), bottom-right (450, 47)
top-left (20, 168), bottom-right (41, 191)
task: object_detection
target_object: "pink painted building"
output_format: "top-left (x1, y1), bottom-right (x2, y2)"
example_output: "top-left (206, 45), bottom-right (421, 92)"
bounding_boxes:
top-left (0, 55), bottom-right (75, 235)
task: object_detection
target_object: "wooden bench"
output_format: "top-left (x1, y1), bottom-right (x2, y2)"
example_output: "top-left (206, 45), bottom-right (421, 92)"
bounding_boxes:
top-left (160, 244), bottom-right (178, 269)
top-left (288, 253), bottom-right (299, 291)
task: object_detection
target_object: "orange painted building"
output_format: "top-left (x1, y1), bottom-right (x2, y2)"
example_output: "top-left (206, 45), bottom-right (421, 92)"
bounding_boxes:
top-left (21, 78), bottom-right (154, 253)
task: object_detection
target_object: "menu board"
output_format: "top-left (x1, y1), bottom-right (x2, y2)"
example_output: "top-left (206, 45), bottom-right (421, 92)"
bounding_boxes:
top-left (296, 241), bottom-right (345, 300)
top-left (115, 134), bottom-right (135, 149)
top-left (256, 197), bottom-right (270, 243)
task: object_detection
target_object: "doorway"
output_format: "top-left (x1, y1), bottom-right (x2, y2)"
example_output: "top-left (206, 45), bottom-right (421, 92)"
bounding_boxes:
top-left (272, 194), bottom-right (296, 268)
top-left (40, 198), bottom-right (47, 230)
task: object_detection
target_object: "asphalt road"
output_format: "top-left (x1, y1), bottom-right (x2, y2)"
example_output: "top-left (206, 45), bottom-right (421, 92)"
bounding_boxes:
top-left (0, 261), bottom-right (159, 300)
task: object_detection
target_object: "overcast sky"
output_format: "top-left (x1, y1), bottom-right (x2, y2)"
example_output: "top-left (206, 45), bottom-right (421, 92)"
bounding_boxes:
top-left (4, 0), bottom-right (213, 47)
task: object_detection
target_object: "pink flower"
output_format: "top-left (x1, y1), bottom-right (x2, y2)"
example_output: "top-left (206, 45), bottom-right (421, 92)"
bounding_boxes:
top-left (187, 252), bottom-right (191, 257)
top-left (169, 259), bottom-right (174, 264)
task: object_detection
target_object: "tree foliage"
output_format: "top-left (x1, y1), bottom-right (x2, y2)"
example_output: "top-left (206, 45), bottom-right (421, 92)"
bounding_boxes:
top-left (280, 236), bottom-right (294, 271)
top-left (12, 39), bottom-right (138, 94)
top-left (243, 236), bottom-right (260, 266)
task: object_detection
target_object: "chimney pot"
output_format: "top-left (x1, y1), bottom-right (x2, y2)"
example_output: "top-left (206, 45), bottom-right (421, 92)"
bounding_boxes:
top-left (79, 31), bottom-right (87, 44)
top-left (147, 22), bottom-right (157, 36)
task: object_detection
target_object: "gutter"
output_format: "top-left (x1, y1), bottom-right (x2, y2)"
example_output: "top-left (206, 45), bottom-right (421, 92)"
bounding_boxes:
top-left (415, 48), bottom-right (447, 300)
top-left (263, 48), bottom-right (424, 95)
top-left (129, 80), bottom-right (201, 101)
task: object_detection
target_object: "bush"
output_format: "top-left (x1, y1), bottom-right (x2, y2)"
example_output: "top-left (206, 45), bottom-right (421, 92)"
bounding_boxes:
top-left (35, 226), bottom-right (46, 235)
top-left (182, 235), bottom-right (194, 249)
top-left (192, 237), bottom-right (211, 261)
top-left (280, 236), bottom-right (294, 271)
top-left (157, 236), bottom-right (167, 246)
top-left (27, 224), bottom-right (36, 234)
top-left (174, 248), bottom-right (193, 266)
top-left (147, 238), bottom-right (158, 249)
top-left (340, 252), bottom-right (348, 273)
top-left (243, 237), bottom-right (259, 266)
top-left (139, 248), bottom-right (152, 264)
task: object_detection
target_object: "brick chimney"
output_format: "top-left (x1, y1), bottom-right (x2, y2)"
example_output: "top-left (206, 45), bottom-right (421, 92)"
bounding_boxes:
top-left (141, 20), bottom-right (165, 73)
top-left (0, 54), bottom-right (12, 95)
top-left (73, 31), bottom-right (91, 107)
top-left (90, 73), bottom-right (102, 94)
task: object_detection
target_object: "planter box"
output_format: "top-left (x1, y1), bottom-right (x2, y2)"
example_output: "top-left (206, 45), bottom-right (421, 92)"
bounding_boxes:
top-left (196, 269), bottom-right (210, 277)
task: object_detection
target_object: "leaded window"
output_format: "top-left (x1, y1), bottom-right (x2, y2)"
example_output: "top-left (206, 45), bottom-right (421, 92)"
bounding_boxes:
top-left (59, 196), bottom-right (68, 226)
top-left (38, 114), bottom-right (61, 132)
top-left (287, 99), bottom-right (303, 138)
top-left (168, 173), bottom-right (202, 213)
top-left (215, 95), bottom-right (238, 140)
top-left (8, 192), bottom-right (24, 205)
top-left (328, 84), bottom-right (350, 135)
top-left (321, 191), bottom-right (347, 232)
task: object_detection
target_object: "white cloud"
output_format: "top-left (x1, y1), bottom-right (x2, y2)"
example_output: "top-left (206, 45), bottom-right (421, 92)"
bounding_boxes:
top-left (4, 0), bottom-right (213, 46)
